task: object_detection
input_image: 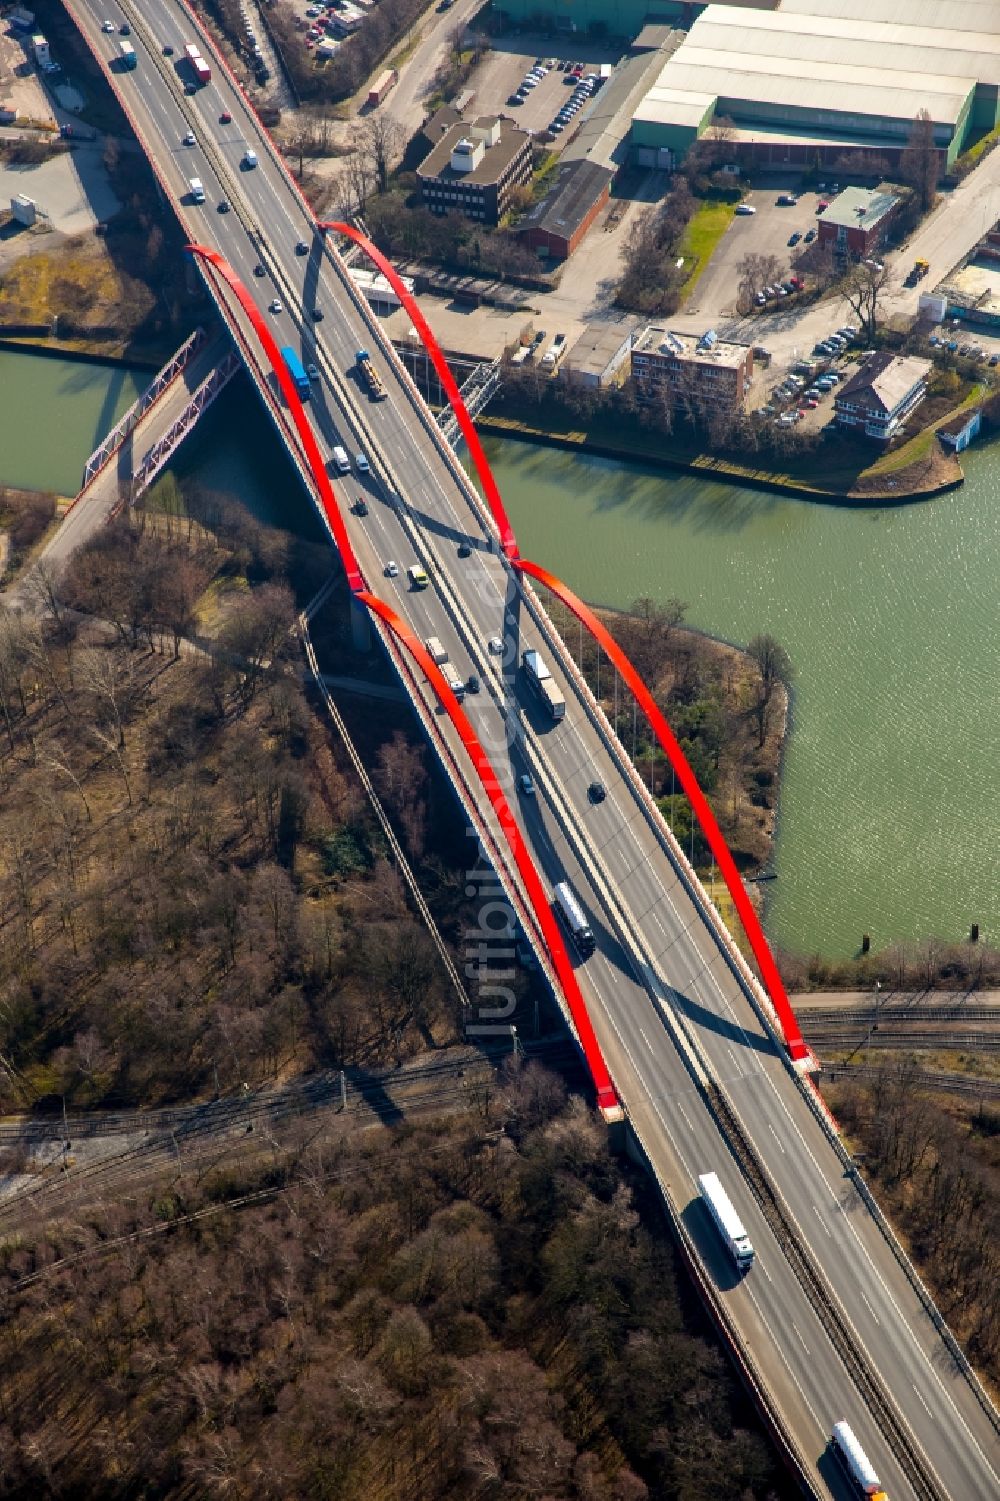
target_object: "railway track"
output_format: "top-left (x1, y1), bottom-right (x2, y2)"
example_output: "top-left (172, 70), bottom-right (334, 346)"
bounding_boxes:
top-left (818, 1062), bottom-right (1000, 1099)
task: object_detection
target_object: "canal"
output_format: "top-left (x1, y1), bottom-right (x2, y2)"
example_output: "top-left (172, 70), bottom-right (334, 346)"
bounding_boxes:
top-left (1, 347), bottom-right (996, 958)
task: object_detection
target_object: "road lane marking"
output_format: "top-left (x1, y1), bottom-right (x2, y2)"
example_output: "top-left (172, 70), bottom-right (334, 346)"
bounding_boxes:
top-left (767, 1121), bottom-right (786, 1154)
top-left (791, 1321), bottom-right (809, 1355)
top-left (860, 1291), bottom-right (880, 1326)
top-left (812, 1205), bottom-right (832, 1237)
top-left (912, 1384), bottom-right (933, 1417)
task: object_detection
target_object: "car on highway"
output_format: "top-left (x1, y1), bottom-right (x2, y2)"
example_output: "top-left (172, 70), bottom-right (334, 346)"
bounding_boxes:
top-left (182, 131), bottom-right (196, 145)
top-left (101, 21), bottom-right (115, 33)
top-left (253, 263), bottom-right (266, 277)
top-left (311, 306), bottom-right (324, 321)
top-left (242, 149), bottom-right (258, 168)
top-left (219, 111), bottom-right (232, 124)
top-left (217, 199), bottom-right (230, 213)
top-left (457, 542), bottom-right (472, 558)
top-left (353, 497), bottom-right (369, 515)
top-left (588, 781), bottom-right (607, 804)
top-left (407, 564), bottom-right (429, 589)
top-left (488, 635), bottom-right (503, 654)
top-left (466, 674), bottom-right (481, 694)
top-left (120, 22), bottom-right (130, 34)
top-left (269, 298), bottom-right (282, 314)
top-left (307, 362), bottom-right (319, 381)
top-left (355, 452), bottom-right (370, 473)
top-left (385, 560), bottom-right (399, 577)
top-left (163, 44), bottom-right (174, 56)
top-left (519, 773), bottom-right (536, 796)
top-left (295, 240), bottom-right (309, 255)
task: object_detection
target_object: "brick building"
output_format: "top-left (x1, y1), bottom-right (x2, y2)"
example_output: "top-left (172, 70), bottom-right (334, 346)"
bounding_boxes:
top-left (817, 187), bottom-right (901, 260)
top-left (417, 116), bottom-right (532, 227)
top-left (631, 326), bottom-right (753, 412)
top-left (517, 160), bottom-right (614, 261)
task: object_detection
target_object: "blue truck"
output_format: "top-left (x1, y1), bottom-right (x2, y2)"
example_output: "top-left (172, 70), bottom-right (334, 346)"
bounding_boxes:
top-left (281, 345), bottom-right (311, 400)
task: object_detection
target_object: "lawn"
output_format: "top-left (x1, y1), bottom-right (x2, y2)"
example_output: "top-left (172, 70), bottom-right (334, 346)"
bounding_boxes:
top-left (678, 200), bottom-right (735, 297)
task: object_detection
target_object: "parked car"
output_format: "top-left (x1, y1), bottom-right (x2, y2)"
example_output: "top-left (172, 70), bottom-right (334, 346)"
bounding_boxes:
top-left (788, 232), bottom-right (801, 246)
top-left (804, 228), bottom-right (816, 242)
top-left (735, 203), bottom-right (756, 215)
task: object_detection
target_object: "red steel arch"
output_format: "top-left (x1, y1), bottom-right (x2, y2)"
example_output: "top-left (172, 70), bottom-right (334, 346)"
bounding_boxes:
top-left (183, 244), bottom-right (620, 1105)
top-left (514, 560), bottom-right (809, 1062)
top-left (359, 591), bottom-right (618, 1112)
top-left (185, 243), bottom-right (365, 593)
top-left (319, 220), bottom-right (519, 561)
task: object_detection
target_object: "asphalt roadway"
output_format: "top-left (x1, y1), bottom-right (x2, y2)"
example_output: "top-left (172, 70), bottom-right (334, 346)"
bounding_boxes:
top-left (57, 4), bottom-right (1000, 1497)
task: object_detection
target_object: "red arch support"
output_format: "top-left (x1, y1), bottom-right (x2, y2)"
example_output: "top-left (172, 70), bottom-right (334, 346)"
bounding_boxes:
top-left (320, 220), bottom-right (519, 562)
top-left (359, 591), bottom-right (620, 1113)
top-left (184, 243), bottom-right (365, 593)
top-left (514, 559), bottom-right (809, 1063)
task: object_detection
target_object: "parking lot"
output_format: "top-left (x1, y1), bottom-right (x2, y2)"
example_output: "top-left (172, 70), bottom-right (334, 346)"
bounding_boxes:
top-left (683, 183), bottom-right (827, 325)
top-left (468, 39), bottom-right (619, 149)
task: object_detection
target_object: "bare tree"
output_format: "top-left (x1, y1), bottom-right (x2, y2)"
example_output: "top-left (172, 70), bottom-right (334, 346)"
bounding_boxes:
top-left (356, 113), bottom-right (404, 197)
top-left (899, 109), bottom-right (940, 214)
top-left (842, 257), bottom-right (893, 343)
top-left (736, 252), bottom-right (784, 314)
top-left (747, 634), bottom-right (792, 747)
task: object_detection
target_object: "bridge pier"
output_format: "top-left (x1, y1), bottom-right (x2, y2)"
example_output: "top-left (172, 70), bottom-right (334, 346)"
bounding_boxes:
top-left (350, 601), bottom-right (372, 655)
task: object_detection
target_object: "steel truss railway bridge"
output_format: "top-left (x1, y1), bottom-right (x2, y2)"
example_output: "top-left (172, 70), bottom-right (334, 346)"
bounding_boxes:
top-left (50, 3), bottom-right (1000, 1497)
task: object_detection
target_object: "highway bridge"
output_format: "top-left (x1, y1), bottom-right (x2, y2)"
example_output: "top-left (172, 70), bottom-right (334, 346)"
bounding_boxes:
top-left (52, 3), bottom-right (1000, 1496)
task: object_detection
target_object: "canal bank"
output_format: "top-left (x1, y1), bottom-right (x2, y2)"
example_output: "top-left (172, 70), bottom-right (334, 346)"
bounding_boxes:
top-left (1, 345), bottom-right (996, 960)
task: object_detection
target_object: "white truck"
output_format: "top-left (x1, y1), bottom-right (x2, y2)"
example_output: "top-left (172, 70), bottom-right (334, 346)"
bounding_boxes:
top-left (424, 636), bottom-right (448, 665)
top-left (521, 649), bottom-right (565, 721)
top-left (698, 1172), bottom-right (754, 1272)
top-left (188, 177), bottom-right (206, 203)
top-left (440, 661), bottom-right (465, 700)
top-left (541, 333), bottom-right (567, 371)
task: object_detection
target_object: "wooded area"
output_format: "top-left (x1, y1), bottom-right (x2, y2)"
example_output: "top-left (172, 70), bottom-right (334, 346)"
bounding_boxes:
top-left (0, 1068), bottom-right (790, 1499)
top-left (830, 1069), bottom-right (1000, 1386)
top-left (0, 505), bottom-right (467, 1112)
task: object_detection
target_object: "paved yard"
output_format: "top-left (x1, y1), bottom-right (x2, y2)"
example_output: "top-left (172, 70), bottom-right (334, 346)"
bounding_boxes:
top-left (0, 141), bottom-right (120, 235)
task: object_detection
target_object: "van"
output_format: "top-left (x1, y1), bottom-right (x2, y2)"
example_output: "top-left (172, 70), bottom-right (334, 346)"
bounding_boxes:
top-left (424, 636), bottom-right (448, 665)
top-left (331, 445), bottom-right (350, 474)
top-left (189, 177), bottom-right (206, 203)
top-left (242, 148), bottom-right (258, 168)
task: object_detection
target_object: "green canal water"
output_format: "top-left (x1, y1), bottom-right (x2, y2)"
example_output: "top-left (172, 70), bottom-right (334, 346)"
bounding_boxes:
top-left (1, 347), bottom-right (996, 957)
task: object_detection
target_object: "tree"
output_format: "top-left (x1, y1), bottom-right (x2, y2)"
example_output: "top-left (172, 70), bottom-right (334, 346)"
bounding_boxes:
top-left (747, 634), bottom-right (792, 747)
top-left (736, 252), bottom-right (784, 314)
top-left (357, 113), bottom-right (404, 197)
top-left (842, 256), bottom-right (892, 344)
top-left (899, 109), bottom-right (940, 214)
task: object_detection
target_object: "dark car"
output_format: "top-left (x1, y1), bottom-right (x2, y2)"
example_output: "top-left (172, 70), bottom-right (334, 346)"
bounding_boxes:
top-left (163, 44), bottom-right (174, 56)
top-left (253, 263), bottom-right (266, 277)
top-left (588, 781), bottom-right (606, 804)
top-left (219, 111), bottom-right (232, 124)
top-left (457, 541), bottom-right (472, 558)
top-left (295, 240), bottom-right (309, 255)
top-left (466, 674), bottom-right (481, 694)
top-left (120, 22), bottom-right (130, 34)
top-left (217, 199), bottom-right (230, 213)
top-left (788, 231), bottom-right (801, 246)
top-left (353, 497), bottom-right (369, 516)
top-left (804, 228), bottom-right (816, 242)
top-left (311, 306), bottom-right (324, 321)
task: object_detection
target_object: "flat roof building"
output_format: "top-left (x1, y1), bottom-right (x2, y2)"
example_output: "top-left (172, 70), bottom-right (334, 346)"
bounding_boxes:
top-left (563, 323), bottom-right (635, 387)
top-left (631, 326), bottom-right (753, 412)
top-left (417, 115), bottom-right (532, 227)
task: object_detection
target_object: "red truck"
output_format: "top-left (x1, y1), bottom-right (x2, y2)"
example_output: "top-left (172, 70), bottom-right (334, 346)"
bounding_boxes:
top-left (184, 42), bottom-right (211, 86)
top-left (367, 68), bottom-right (397, 107)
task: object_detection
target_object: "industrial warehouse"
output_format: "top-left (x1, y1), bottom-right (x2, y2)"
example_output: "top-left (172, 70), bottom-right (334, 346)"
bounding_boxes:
top-left (499, 0), bottom-right (1000, 172)
top-left (631, 1), bottom-right (1000, 170)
